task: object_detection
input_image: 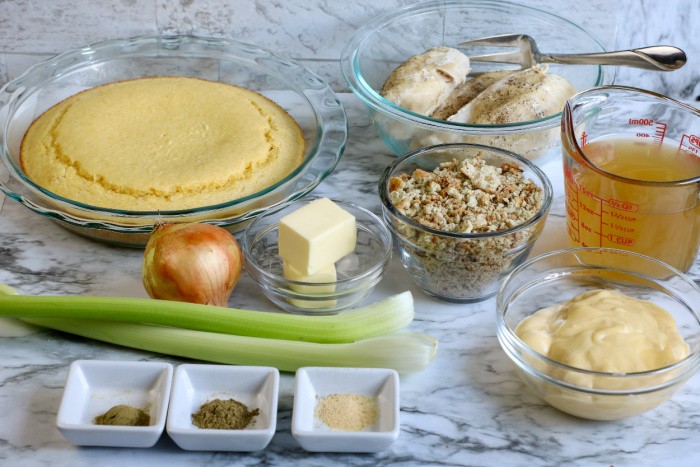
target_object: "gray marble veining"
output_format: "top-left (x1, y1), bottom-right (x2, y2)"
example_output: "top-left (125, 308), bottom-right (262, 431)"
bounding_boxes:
top-left (614, 0), bottom-right (700, 104)
top-left (0, 1), bottom-right (699, 465)
top-left (3, 0), bottom-right (697, 101)
top-left (1, 0), bottom-right (620, 92)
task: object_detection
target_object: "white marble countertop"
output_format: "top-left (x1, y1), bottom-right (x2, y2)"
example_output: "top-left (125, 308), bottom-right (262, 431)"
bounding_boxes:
top-left (0, 93), bottom-right (698, 466)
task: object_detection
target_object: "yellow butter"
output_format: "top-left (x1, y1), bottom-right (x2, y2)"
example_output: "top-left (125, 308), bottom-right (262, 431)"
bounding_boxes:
top-left (278, 198), bottom-right (356, 275)
top-left (283, 262), bottom-right (337, 293)
top-left (283, 262), bottom-right (337, 309)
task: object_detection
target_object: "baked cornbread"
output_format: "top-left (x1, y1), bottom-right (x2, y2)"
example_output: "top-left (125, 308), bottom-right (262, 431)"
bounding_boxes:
top-left (20, 77), bottom-right (305, 211)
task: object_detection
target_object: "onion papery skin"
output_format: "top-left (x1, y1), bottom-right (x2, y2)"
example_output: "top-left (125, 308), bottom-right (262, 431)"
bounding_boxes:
top-left (142, 223), bottom-right (242, 306)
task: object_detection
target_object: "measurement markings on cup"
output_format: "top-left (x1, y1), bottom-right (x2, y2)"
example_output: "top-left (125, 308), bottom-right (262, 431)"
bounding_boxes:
top-left (629, 118), bottom-right (668, 145)
top-left (565, 169), bottom-right (638, 248)
top-left (564, 88), bottom-right (700, 272)
top-left (564, 165), bottom-right (581, 243)
top-left (680, 133), bottom-right (700, 155)
top-left (653, 122), bottom-right (667, 145)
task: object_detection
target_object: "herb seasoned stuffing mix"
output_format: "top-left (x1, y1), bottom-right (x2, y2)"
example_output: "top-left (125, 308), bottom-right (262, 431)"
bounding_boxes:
top-left (387, 156), bottom-right (544, 298)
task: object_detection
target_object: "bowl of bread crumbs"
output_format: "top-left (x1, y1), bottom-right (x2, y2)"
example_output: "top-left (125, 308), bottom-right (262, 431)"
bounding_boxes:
top-left (379, 143), bottom-right (552, 302)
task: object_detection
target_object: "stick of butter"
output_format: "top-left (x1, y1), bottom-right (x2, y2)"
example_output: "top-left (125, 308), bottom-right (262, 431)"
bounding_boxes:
top-left (283, 262), bottom-right (337, 309)
top-left (278, 197), bottom-right (356, 275)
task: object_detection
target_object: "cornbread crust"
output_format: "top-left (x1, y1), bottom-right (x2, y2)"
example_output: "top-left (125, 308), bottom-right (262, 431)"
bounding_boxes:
top-left (20, 77), bottom-right (305, 211)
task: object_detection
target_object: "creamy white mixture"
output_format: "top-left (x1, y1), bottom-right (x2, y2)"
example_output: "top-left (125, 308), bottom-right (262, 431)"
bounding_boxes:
top-left (515, 289), bottom-right (689, 373)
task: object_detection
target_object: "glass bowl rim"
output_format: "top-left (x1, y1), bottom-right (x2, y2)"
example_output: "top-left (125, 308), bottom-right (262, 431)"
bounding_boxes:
top-left (242, 196), bottom-right (393, 288)
top-left (496, 247), bottom-right (700, 386)
top-left (563, 85), bottom-right (700, 187)
top-left (340, 0), bottom-right (610, 133)
top-left (379, 142), bottom-right (553, 239)
top-left (0, 34), bottom-right (347, 220)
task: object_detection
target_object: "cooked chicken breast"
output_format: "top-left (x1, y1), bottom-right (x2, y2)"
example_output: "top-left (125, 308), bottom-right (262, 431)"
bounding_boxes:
top-left (430, 70), bottom-right (513, 120)
top-left (447, 64), bottom-right (575, 124)
top-left (380, 47), bottom-right (470, 116)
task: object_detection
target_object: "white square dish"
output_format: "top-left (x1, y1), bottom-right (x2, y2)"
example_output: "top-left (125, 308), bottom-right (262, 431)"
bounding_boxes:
top-left (56, 360), bottom-right (173, 448)
top-left (291, 367), bottom-right (400, 452)
top-left (166, 364), bottom-right (279, 451)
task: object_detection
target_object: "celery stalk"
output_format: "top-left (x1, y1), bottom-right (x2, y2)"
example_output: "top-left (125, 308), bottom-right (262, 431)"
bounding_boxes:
top-left (21, 317), bottom-right (438, 374)
top-left (0, 289), bottom-right (414, 344)
top-left (0, 283), bottom-right (18, 296)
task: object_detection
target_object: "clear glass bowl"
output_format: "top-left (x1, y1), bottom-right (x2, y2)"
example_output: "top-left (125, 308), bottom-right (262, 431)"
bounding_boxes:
top-left (340, 0), bottom-right (614, 165)
top-left (242, 197), bottom-right (392, 315)
top-left (379, 143), bottom-right (552, 302)
top-left (0, 35), bottom-right (347, 247)
top-left (497, 248), bottom-right (700, 420)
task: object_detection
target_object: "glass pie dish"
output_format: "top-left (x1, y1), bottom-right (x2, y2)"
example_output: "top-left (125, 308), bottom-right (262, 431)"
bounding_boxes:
top-left (0, 35), bottom-right (347, 247)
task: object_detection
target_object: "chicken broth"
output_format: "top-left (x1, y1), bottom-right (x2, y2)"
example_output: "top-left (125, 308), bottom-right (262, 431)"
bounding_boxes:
top-left (564, 137), bottom-right (700, 272)
top-left (585, 138), bottom-right (700, 182)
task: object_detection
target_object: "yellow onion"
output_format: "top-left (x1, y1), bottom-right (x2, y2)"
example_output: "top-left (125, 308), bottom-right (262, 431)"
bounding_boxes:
top-left (142, 223), bottom-right (242, 306)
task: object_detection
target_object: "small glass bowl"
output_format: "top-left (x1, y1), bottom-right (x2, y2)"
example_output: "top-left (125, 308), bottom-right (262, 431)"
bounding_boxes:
top-left (340, 0), bottom-right (613, 164)
top-left (0, 35), bottom-right (347, 247)
top-left (496, 248), bottom-right (700, 420)
top-left (242, 197), bottom-right (392, 314)
top-left (379, 143), bottom-right (552, 302)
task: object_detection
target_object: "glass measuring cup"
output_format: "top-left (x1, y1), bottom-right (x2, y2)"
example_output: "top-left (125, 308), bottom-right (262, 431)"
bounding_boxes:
top-left (562, 86), bottom-right (700, 272)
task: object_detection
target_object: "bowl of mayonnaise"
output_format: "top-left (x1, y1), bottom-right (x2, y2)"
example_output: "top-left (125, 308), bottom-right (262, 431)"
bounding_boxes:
top-left (496, 247), bottom-right (700, 420)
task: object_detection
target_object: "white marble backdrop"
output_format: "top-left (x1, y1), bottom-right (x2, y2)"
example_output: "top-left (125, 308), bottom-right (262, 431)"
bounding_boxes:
top-left (615, 0), bottom-right (700, 104)
top-left (0, 1), bottom-right (660, 88)
top-left (2, 0), bottom-right (697, 102)
top-left (1, 2), bottom-right (699, 465)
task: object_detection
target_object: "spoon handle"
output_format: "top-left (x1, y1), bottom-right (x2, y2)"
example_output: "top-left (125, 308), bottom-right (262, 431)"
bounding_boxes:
top-left (542, 46), bottom-right (687, 71)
